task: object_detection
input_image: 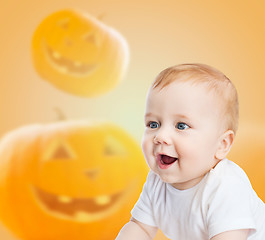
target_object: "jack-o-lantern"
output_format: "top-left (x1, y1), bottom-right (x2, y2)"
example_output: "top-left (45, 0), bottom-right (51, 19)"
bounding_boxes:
top-left (31, 9), bottom-right (129, 97)
top-left (228, 122), bottom-right (265, 202)
top-left (0, 121), bottom-right (147, 239)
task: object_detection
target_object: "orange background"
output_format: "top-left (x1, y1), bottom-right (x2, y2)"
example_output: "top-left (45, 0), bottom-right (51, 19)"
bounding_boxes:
top-left (0, 0), bottom-right (265, 239)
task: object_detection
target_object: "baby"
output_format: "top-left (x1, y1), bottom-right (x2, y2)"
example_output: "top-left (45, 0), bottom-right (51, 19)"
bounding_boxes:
top-left (116, 64), bottom-right (265, 240)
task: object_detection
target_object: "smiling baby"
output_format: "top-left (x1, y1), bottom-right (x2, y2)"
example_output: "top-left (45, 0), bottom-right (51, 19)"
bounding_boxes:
top-left (116, 63), bottom-right (265, 240)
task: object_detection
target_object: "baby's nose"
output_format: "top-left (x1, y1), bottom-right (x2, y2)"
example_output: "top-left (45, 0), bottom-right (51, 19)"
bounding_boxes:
top-left (153, 129), bottom-right (172, 145)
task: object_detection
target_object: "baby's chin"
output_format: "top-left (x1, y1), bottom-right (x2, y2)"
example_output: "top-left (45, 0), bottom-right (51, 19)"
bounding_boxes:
top-left (153, 170), bottom-right (196, 189)
top-left (154, 170), bottom-right (180, 185)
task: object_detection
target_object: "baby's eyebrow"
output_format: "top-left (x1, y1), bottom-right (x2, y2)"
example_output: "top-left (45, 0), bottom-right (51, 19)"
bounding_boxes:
top-left (173, 114), bottom-right (190, 120)
top-left (144, 112), bottom-right (152, 117)
top-left (144, 112), bottom-right (157, 119)
top-left (144, 113), bottom-right (190, 120)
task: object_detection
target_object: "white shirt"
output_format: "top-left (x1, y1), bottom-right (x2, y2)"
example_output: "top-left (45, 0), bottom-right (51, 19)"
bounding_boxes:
top-left (131, 159), bottom-right (265, 239)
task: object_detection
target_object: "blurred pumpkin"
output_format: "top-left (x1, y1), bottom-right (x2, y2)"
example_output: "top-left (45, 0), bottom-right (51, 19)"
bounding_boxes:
top-left (0, 121), bottom-right (147, 239)
top-left (31, 9), bottom-right (129, 97)
top-left (228, 122), bottom-right (265, 202)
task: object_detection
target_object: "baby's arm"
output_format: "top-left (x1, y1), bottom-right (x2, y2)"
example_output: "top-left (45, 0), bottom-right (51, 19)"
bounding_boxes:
top-left (115, 218), bottom-right (158, 240)
top-left (211, 229), bottom-right (250, 240)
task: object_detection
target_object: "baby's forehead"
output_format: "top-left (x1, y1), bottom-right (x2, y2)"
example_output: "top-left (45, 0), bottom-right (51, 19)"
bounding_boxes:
top-left (150, 81), bottom-right (222, 108)
top-left (152, 80), bottom-right (218, 97)
top-left (153, 82), bottom-right (225, 115)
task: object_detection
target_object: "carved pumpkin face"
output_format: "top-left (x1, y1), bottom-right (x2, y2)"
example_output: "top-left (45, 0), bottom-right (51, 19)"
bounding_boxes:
top-left (31, 9), bottom-right (129, 97)
top-left (0, 121), bottom-right (147, 239)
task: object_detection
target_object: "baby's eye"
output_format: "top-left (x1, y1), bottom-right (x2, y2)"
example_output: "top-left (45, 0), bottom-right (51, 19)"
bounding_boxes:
top-left (176, 122), bottom-right (189, 130)
top-left (147, 121), bottom-right (160, 129)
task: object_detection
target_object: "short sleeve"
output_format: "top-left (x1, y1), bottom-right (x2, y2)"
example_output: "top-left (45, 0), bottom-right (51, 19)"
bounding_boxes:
top-left (131, 171), bottom-right (158, 227)
top-left (206, 175), bottom-right (256, 239)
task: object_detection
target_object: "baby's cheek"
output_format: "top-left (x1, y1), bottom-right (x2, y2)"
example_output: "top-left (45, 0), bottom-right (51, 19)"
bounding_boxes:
top-left (141, 137), bottom-right (152, 160)
top-left (141, 140), bottom-right (149, 158)
top-left (141, 133), bottom-right (150, 148)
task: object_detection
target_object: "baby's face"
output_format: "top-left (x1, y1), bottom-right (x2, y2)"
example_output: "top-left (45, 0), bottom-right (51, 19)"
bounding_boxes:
top-left (142, 81), bottom-right (225, 189)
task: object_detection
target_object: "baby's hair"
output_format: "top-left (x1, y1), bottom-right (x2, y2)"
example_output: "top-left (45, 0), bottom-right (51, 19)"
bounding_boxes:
top-left (152, 63), bottom-right (239, 134)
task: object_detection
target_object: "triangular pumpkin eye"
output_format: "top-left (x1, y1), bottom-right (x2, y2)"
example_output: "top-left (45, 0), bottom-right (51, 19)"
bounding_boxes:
top-left (104, 135), bottom-right (127, 156)
top-left (43, 139), bottom-right (75, 161)
top-left (52, 144), bottom-right (72, 159)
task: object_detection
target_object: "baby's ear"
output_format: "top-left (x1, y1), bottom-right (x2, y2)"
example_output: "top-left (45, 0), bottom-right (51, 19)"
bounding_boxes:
top-left (215, 130), bottom-right (235, 160)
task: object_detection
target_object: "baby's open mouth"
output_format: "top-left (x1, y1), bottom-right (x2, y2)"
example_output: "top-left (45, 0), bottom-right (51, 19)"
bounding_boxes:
top-left (157, 154), bottom-right (178, 169)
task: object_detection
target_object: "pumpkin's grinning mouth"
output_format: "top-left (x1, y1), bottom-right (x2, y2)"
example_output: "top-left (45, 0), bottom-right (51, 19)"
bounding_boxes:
top-left (32, 185), bottom-right (128, 222)
top-left (34, 186), bottom-right (122, 214)
top-left (43, 40), bottom-right (99, 76)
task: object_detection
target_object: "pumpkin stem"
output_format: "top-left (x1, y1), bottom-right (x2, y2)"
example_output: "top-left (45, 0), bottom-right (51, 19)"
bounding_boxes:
top-left (54, 107), bottom-right (67, 121)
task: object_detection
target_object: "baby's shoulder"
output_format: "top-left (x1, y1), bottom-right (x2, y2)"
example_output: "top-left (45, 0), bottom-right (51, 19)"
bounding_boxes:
top-left (208, 158), bottom-right (251, 183)
top-left (203, 159), bottom-right (254, 198)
